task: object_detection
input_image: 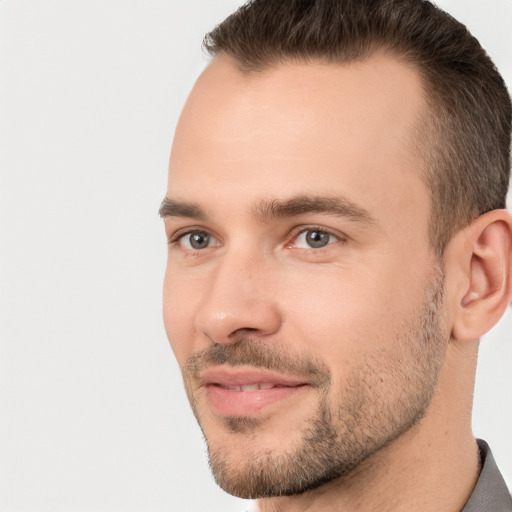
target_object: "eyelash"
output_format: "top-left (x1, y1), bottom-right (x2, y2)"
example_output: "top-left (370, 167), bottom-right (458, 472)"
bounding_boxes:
top-left (167, 226), bottom-right (217, 247)
top-left (288, 225), bottom-right (343, 249)
top-left (168, 225), bottom-right (345, 252)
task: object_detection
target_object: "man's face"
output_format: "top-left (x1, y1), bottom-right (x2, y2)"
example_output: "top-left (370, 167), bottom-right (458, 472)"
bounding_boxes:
top-left (163, 55), bottom-right (450, 498)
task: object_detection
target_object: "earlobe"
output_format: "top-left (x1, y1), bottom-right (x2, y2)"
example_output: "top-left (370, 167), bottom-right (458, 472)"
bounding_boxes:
top-left (451, 209), bottom-right (512, 342)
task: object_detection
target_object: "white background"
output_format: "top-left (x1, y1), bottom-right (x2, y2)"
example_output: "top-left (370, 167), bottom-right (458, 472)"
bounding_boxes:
top-left (0, 1), bottom-right (511, 511)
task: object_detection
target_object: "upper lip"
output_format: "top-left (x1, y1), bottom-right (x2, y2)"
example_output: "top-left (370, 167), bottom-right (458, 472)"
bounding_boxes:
top-left (200, 367), bottom-right (309, 389)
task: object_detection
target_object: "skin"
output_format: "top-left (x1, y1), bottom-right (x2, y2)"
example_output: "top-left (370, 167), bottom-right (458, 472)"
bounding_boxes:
top-left (162, 54), bottom-right (512, 511)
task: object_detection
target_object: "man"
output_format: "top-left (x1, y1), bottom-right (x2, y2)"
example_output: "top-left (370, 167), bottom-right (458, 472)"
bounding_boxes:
top-left (160, 0), bottom-right (512, 510)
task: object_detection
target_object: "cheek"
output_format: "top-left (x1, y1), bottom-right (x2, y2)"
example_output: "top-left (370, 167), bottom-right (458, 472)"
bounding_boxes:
top-left (162, 267), bottom-right (199, 365)
top-left (280, 263), bottom-right (420, 364)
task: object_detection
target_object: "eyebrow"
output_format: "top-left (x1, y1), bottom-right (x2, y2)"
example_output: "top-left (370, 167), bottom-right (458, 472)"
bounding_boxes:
top-left (159, 198), bottom-right (206, 220)
top-left (252, 195), bottom-right (376, 225)
top-left (159, 194), bottom-right (376, 225)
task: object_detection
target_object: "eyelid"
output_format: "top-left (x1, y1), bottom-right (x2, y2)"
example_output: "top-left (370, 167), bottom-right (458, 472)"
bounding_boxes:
top-left (286, 225), bottom-right (347, 249)
top-left (166, 224), bottom-right (346, 251)
top-left (167, 226), bottom-right (220, 246)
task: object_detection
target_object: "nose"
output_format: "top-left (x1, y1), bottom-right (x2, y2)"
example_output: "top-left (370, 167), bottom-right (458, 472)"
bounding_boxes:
top-left (194, 250), bottom-right (282, 344)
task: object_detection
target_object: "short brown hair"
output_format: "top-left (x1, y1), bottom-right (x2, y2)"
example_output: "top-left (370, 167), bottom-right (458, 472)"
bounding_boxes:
top-left (203, 0), bottom-right (511, 253)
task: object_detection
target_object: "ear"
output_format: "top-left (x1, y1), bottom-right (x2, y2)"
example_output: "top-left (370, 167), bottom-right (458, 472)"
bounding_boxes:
top-left (451, 209), bottom-right (512, 342)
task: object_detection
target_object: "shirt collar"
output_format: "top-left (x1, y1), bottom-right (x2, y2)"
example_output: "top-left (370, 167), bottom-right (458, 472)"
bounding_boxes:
top-left (462, 439), bottom-right (512, 512)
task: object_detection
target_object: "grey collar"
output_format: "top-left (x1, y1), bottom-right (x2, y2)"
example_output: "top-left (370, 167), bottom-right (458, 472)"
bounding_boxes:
top-left (461, 440), bottom-right (512, 511)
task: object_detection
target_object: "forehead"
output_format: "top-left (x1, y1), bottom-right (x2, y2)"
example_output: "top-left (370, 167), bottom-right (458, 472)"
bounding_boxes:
top-left (168, 54), bottom-right (430, 239)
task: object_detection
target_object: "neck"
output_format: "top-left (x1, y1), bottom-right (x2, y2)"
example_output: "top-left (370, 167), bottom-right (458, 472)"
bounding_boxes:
top-left (256, 340), bottom-right (480, 512)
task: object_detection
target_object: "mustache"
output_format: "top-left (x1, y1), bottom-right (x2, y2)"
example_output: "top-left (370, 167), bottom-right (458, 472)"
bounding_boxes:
top-left (182, 340), bottom-right (331, 388)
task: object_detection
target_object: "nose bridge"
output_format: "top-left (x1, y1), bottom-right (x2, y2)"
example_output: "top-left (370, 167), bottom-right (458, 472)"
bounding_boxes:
top-left (195, 243), bottom-right (281, 343)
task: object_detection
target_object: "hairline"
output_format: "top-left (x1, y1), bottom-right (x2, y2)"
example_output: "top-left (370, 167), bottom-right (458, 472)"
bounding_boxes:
top-left (207, 48), bottom-right (446, 255)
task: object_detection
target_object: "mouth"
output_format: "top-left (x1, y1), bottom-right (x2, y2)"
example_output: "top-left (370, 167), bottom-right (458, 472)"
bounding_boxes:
top-left (200, 367), bottom-right (310, 417)
top-left (217, 382), bottom-right (297, 391)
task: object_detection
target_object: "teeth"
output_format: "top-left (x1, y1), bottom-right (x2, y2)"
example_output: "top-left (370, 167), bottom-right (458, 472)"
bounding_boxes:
top-left (241, 384), bottom-right (260, 392)
top-left (225, 383), bottom-right (276, 391)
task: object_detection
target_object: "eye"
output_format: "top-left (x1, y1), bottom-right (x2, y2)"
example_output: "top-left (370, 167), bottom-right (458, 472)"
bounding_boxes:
top-left (178, 230), bottom-right (218, 250)
top-left (293, 228), bottom-right (339, 249)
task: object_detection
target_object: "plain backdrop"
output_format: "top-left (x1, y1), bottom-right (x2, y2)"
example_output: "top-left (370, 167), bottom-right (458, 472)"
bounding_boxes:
top-left (0, 1), bottom-right (511, 511)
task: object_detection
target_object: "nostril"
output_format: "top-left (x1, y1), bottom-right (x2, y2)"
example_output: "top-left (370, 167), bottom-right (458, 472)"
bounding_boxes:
top-left (195, 292), bottom-right (282, 344)
top-left (229, 327), bottom-right (260, 338)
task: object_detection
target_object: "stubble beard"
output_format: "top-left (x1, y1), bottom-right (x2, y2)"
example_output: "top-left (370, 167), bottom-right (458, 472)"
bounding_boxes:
top-left (182, 268), bottom-right (447, 499)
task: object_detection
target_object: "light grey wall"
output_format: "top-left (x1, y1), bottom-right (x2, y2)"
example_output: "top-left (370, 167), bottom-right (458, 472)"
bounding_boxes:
top-left (0, 1), bottom-right (510, 511)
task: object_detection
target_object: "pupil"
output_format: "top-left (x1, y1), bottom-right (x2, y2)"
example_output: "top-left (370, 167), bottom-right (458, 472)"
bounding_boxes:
top-left (306, 230), bottom-right (329, 248)
top-left (190, 232), bottom-right (209, 249)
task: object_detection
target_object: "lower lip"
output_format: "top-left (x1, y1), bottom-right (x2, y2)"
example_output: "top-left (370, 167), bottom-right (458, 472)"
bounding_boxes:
top-left (206, 385), bottom-right (307, 417)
